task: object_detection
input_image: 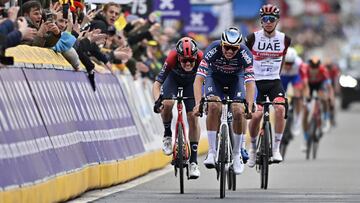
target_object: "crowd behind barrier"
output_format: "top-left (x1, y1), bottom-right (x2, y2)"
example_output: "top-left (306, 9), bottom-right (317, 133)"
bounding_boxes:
top-left (0, 45), bottom-right (208, 203)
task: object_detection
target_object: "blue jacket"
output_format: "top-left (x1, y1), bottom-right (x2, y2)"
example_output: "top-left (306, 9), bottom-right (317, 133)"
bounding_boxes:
top-left (52, 31), bottom-right (76, 53)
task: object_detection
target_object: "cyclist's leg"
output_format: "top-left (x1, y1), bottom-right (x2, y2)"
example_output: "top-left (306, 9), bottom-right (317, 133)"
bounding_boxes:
top-left (182, 79), bottom-right (201, 177)
top-left (161, 73), bottom-right (177, 155)
top-left (230, 76), bottom-right (246, 174)
top-left (248, 82), bottom-right (264, 167)
top-left (269, 80), bottom-right (286, 161)
top-left (203, 76), bottom-right (222, 168)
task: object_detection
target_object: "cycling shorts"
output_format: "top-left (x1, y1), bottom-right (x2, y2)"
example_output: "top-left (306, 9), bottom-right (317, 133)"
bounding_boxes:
top-left (255, 79), bottom-right (285, 103)
top-left (204, 75), bottom-right (245, 100)
top-left (161, 71), bottom-right (195, 112)
top-left (309, 80), bottom-right (330, 97)
top-left (280, 74), bottom-right (302, 92)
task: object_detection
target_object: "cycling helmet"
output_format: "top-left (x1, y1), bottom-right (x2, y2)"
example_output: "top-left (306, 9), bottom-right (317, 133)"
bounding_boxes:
top-left (308, 56), bottom-right (321, 68)
top-left (260, 4), bottom-right (280, 18)
top-left (285, 47), bottom-right (297, 63)
top-left (221, 27), bottom-right (242, 46)
top-left (175, 37), bottom-right (198, 58)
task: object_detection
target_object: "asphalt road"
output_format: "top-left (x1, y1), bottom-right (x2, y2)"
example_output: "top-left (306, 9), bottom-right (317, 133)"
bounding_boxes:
top-left (89, 103), bottom-right (360, 203)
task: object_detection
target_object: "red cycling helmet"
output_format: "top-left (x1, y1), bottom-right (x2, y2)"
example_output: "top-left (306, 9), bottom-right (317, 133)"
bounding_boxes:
top-left (175, 37), bottom-right (198, 58)
top-left (260, 4), bottom-right (280, 18)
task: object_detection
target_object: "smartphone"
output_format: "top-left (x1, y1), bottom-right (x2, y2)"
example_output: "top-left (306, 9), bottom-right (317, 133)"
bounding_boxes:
top-left (46, 12), bottom-right (54, 22)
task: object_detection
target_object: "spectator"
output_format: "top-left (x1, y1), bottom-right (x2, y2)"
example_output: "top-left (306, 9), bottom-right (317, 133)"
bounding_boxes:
top-left (20, 0), bottom-right (61, 47)
top-left (53, 9), bottom-right (80, 71)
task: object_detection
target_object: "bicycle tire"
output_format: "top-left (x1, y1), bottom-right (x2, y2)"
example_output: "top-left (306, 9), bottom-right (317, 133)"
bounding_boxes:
top-left (177, 123), bottom-right (184, 194)
top-left (227, 121), bottom-right (236, 191)
top-left (262, 122), bottom-right (270, 190)
top-left (219, 124), bottom-right (227, 198)
top-left (306, 118), bottom-right (316, 160)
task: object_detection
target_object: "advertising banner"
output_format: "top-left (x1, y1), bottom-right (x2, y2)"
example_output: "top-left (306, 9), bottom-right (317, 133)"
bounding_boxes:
top-left (24, 69), bottom-right (145, 165)
top-left (153, 0), bottom-right (191, 21)
top-left (0, 68), bottom-right (58, 187)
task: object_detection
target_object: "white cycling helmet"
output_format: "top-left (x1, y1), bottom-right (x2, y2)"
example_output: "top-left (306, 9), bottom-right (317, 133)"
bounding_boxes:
top-left (221, 27), bottom-right (242, 46)
top-left (285, 47), bottom-right (297, 63)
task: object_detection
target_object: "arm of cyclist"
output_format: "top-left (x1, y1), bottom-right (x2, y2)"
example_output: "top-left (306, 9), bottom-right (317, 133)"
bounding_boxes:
top-left (245, 81), bottom-right (255, 118)
top-left (242, 45), bottom-right (256, 118)
top-left (193, 75), bottom-right (205, 116)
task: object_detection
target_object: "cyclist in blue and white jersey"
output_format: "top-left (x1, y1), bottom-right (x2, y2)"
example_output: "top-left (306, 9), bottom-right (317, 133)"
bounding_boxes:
top-left (281, 47), bottom-right (308, 136)
top-left (193, 27), bottom-right (255, 175)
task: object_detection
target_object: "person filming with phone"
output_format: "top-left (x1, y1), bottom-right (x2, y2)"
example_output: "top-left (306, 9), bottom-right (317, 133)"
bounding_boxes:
top-left (19, 0), bottom-right (60, 47)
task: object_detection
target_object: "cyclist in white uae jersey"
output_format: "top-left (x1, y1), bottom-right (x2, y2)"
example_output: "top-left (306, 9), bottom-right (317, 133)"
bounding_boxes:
top-left (244, 4), bottom-right (291, 167)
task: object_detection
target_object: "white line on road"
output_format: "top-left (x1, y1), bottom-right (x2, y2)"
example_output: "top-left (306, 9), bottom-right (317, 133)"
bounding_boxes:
top-left (68, 165), bottom-right (173, 203)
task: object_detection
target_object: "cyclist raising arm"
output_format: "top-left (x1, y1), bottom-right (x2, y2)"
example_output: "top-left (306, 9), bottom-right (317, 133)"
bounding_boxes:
top-left (193, 27), bottom-right (255, 175)
top-left (152, 37), bottom-right (203, 179)
top-left (245, 4), bottom-right (291, 166)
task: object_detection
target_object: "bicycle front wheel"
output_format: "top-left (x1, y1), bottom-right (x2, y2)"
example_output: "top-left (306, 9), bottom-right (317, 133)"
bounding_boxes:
top-left (261, 122), bottom-right (270, 190)
top-left (177, 123), bottom-right (185, 194)
top-left (219, 124), bottom-right (228, 198)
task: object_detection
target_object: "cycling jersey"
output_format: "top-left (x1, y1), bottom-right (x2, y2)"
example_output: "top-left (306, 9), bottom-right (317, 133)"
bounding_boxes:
top-left (245, 30), bottom-right (291, 81)
top-left (197, 40), bottom-right (254, 82)
top-left (155, 49), bottom-right (204, 84)
top-left (300, 64), bottom-right (330, 84)
top-left (196, 40), bottom-right (254, 100)
top-left (156, 49), bottom-right (203, 112)
top-left (281, 56), bottom-right (303, 76)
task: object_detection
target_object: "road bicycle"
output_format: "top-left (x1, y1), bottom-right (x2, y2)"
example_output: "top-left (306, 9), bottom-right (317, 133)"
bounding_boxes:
top-left (305, 92), bottom-right (323, 160)
top-left (160, 87), bottom-right (192, 194)
top-left (199, 89), bottom-right (248, 198)
top-left (255, 95), bottom-right (288, 190)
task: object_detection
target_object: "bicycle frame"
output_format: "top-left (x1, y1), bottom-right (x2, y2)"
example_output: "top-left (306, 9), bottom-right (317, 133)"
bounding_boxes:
top-left (172, 88), bottom-right (190, 163)
top-left (215, 100), bottom-right (232, 166)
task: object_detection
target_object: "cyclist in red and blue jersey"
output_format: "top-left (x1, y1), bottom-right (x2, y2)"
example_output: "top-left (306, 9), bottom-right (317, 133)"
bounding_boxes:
top-left (193, 27), bottom-right (255, 175)
top-left (300, 56), bottom-right (335, 134)
top-left (152, 37), bottom-right (203, 179)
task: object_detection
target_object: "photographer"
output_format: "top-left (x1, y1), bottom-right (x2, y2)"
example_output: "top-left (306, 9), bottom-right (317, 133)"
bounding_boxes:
top-left (20, 0), bottom-right (61, 47)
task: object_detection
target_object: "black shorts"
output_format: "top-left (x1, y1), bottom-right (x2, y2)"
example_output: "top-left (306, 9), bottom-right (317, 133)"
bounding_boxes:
top-left (161, 72), bottom-right (195, 112)
top-left (309, 82), bottom-right (325, 97)
top-left (255, 79), bottom-right (285, 103)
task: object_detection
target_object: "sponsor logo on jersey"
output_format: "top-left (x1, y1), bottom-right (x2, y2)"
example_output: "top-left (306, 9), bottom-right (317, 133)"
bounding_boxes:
top-left (205, 47), bottom-right (217, 60)
top-left (257, 41), bottom-right (281, 51)
top-left (241, 50), bottom-right (252, 64)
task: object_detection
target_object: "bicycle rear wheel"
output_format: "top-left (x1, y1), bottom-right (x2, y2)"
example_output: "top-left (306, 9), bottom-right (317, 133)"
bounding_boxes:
top-left (177, 123), bottom-right (185, 194)
top-left (219, 125), bottom-right (227, 198)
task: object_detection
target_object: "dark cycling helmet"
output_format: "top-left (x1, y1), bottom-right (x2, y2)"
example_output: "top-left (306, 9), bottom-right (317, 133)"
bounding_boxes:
top-left (260, 4), bottom-right (280, 18)
top-left (175, 37), bottom-right (198, 58)
top-left (308, 56), bottom-right (321, 68)
top-left (221, 27), bottom-right (242, 46)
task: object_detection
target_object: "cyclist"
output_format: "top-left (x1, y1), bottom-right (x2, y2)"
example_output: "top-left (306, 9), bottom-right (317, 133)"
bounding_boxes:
top-left (245, 4), bottom-right (291, 167)
top-left (300, 57), bottom-right (335, 138)
top-left (280, 47), bottom-right (308, 136)
top-left (193, 27), bottom-right (255, 175)
top-left (152, 37), bottom-right (203, 179)
top-left (324, 60), bottom-right (340, 126)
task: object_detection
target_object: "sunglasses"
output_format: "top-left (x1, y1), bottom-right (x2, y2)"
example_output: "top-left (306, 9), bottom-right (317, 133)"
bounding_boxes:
top-left (261, 16), bottom-right (277, 23)
top-left (222, 44), bottom-right (240, 52)
top-left (285, 62), bottom-right (294, 66)
top-left (180, 57), bottom-right (196, 63)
